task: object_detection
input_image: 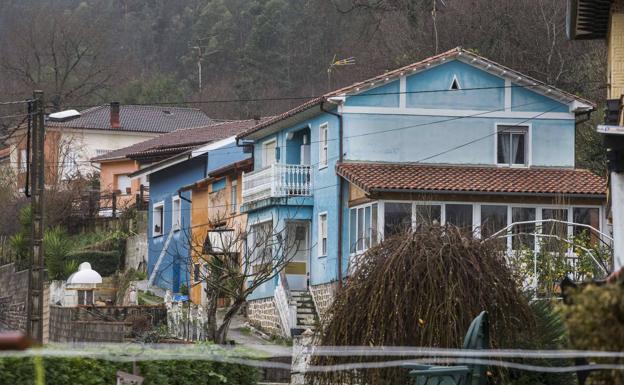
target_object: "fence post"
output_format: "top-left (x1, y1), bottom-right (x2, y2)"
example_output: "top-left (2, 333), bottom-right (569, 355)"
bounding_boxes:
top-left (112, 192), bottom-right (117, 218)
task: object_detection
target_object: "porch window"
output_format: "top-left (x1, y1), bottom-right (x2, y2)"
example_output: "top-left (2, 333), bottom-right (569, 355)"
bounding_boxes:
top-left (480, 205), bottom-right (508, 249)
top-left (153, 202), bottom-right (164, 237)
top-left (415, 204), bottom-right (441, 229)
top-left (172, 196), bottom-right (181, 231)
top-left (319, 123), bottom-right (328, 168)
top-left (541, 208), bottom-right (569, 252)
top-left (511, 207), bottom-right (536, 251)
top-left (349, 203), bottom-right (378, 253)
top-left (445, 204), bottom-right (473, 234)
top-left (497, 125), bottom-right (527, 166)
top-left (318, 213), bottom-right (328, 256)
top-left (573, 207), bottom-right (600, 246)
top-left (384, 202), bottom-right (411, 237)
top-left (230, 180), bottom-right (238, 213)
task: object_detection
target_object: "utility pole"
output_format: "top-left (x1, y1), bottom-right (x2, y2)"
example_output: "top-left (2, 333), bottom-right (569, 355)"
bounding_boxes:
top-left (27, 90), bottom-right (45, 344)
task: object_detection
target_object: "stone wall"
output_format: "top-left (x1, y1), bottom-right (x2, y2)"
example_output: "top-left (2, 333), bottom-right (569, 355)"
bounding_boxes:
top-left (247, 297), bottom-right (282, 336)
top-left (0, 263), bottom-right (50, 342)
top-left (310, 282), bottom-right (337, 321)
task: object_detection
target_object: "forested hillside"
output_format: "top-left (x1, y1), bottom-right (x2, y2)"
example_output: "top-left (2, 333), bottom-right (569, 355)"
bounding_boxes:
top-left (0, 0), bottom-right (607, 169)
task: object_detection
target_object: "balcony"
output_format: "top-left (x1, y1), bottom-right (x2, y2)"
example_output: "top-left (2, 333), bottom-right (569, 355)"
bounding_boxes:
top-left (242, 163), bottom-right (312, 204)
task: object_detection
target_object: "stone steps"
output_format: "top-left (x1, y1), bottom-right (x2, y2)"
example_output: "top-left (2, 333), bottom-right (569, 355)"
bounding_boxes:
top-left (290, 290), bottom-right (318, 331)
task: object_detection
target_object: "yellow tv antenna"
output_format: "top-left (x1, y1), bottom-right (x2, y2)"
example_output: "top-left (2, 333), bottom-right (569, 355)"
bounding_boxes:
top-left (327, 55), bottom-right (356, 90)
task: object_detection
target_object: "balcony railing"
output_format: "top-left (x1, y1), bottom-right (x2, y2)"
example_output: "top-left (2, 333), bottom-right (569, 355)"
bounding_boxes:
top-left (242, 163), bottom-right (312, 204)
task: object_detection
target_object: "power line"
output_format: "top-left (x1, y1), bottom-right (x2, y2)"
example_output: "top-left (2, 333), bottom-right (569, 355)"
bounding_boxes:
top-left (47, 83), bottom-right (587, 110)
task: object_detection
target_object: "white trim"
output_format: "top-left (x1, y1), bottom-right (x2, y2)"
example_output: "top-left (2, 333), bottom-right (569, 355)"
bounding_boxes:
top-left (191, 135), bottom-right (237, 157)
top-left (340, 106), bottom-right (574, 120)
top-left (318, 212), bottom-right (328, 257)
top-left (450, 74), bottom-right (461, 90)
top-left (171, 196), bottom-right (181, 231)
top-left (152, 201), bottom-right (165, 237)
top-left (318, 122), bottom-right (329, 170)
top-left (494, 122), bottom-right (532, 167)
top-left (504, 79), bottom-right (512, 112)
top-left (399, 76), bottom-right (406, 108)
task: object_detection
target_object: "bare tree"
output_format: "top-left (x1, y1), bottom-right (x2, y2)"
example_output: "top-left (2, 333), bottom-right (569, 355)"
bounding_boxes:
top-left (147, 207), bottom-right (308, 344)
top-left (0, 3), bottom-right (117, 110)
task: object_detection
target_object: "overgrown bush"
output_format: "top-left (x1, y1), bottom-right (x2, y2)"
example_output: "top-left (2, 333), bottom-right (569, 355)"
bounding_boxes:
top-left (65, 250), bottom-right (122, 276)
top-left (309, 227), bottom-right (571, 385)
top-left (560, 282), bottom-right (624, 385)
top-left (0, 355), bottom-right (259, 385)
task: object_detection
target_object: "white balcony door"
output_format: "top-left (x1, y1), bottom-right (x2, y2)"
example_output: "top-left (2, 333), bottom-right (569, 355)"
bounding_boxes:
top-left (285, 221), bottom-right (309, 290)
top-left (263, 139), bottom-right (277, 167)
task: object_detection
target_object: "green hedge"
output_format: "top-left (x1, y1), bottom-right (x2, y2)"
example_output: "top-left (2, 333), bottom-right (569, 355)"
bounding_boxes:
top-left (65, 250), bottom-right (121, 276)
top-left (0, 357), bottom-right (259, 385)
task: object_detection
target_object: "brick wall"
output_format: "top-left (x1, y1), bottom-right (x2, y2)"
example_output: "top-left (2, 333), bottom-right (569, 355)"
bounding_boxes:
top-left (310, 282), bottom-right (337, 321)
top-left (247, 297), bottom-right (282, 336)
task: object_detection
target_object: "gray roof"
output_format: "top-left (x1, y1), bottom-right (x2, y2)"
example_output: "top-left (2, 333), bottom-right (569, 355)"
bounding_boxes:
top-left (91, 119), bottom-right (267, 162)
top-left (46, 104), bottom-right (213, 134)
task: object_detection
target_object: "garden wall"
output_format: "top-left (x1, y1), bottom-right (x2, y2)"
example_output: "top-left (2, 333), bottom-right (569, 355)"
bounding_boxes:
top-left (0, 263), bottom-right (49, 342)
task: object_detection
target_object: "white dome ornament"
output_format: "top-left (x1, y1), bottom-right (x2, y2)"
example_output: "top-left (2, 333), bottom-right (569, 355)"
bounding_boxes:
top-left (66, 262), bottom-right (102, 288)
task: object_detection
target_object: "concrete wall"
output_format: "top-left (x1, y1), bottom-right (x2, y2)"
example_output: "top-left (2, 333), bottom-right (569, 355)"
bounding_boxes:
top-left (126, 233), bottom-right (148, 272)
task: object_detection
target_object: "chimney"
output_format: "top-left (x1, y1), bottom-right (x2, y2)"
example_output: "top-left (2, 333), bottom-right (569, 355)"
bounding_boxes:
top-left (110, 102), bottom-right (120, 128)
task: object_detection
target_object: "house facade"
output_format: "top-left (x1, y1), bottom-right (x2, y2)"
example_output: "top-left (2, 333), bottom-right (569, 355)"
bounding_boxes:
top-left (6, 103), bottom-right (212, 191)
top-left (130, 120), bottom-right (258, 293)
top-left (183, 158), bottom-right (252, 306)
top-left (568, 0), bottom-right (624, 269)
top-left (237, 47), bottom-right (607, 333)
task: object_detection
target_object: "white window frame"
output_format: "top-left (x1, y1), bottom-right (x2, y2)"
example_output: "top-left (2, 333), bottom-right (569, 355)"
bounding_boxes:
top-left (230, 179), bottom-right (238, 214)
top-left (116, 174), bottom-right (132, 195)
top-left (249, 219), bottom-right (274, 271)
top-left (171, 196), bottom-right (181, 231)
top-left (152, 201), bottom-right (164, 237)
top-left (262, 138), bottom-right (278, 168)
top-left (494, 123), bottom-right (531, 167)
top-left (319, 122), bottom-right (329, 169)
top-left (19, 148), bottom-right (27, 172)
top-left (318, 212), bottom-right (328, 257)
top-left (349, 202), bottom-right (380, 255)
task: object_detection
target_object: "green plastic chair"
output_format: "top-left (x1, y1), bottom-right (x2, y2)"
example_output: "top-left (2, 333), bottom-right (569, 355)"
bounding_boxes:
top-left (405, 311), bottom-right (489, 385)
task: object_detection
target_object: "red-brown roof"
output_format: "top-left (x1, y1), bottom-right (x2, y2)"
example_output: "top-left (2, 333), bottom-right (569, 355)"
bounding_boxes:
top-left (92, 119), bottom-right (265, 162)
top-left (237, 47), bottom-right (595, 139)
top-left (336, 162), bottom-right (607, 197)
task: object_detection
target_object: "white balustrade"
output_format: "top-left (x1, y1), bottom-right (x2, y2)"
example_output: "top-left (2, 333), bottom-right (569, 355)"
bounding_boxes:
top-left (242, 163), bottom-right (313, 204)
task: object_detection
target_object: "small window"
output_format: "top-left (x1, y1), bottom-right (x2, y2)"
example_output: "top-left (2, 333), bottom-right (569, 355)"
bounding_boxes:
top-left (19, 149), bottom-right (27, 172)
top-left (251, 221), bottom-right (273, 273)
top-left (116, 174), bottom-right (132, 195)
top-left (231, 180), bottom-right (238, 213)
top-left (497, 125), bottom-right (528, 166)
top-left (172, 197), bottom-right (181, 231)
top-left (319, 213), bottom-right (328, 256)
top-left (193, 263), bottom-right (201, 283)
top-left (153, 203), bottom-right (164, 237)
top-left (319, 123), bottom-right (328, 168)
top-left (349, 203), bottom-right (378, 254)
top-left (77, 290), bottom-right (93, 305)
top-left (450, 75), bottom-right (461, 90)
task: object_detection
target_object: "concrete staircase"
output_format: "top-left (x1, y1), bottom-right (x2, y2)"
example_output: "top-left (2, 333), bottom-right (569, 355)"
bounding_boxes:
top-left (290, 290), bottom-right (318, 333)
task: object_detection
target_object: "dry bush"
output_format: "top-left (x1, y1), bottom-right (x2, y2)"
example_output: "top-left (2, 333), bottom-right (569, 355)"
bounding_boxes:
top-left (309, 226), bottom-right (539, 385)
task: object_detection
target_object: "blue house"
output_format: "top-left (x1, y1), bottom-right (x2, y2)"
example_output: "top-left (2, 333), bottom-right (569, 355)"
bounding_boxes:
top-left (236, 47), bottom-right (607, 333)
top-left (128, 121), bottom-right (257, 293)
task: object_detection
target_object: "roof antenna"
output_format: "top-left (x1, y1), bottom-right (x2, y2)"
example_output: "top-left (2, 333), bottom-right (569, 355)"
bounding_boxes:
top-left (327, 55), bottom-right (356, 90)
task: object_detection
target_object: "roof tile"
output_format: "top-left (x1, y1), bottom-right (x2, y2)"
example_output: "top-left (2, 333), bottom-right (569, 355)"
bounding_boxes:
top-left (336, 162), bottom-right (606, 196)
